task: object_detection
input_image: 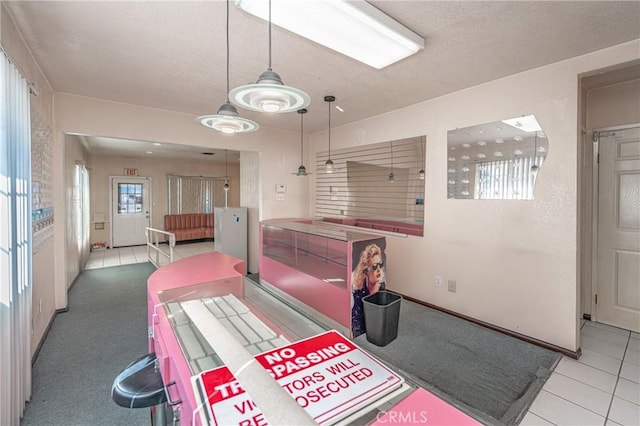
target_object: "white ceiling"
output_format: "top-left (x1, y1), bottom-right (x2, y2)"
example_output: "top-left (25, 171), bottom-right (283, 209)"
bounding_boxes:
top-left (5, 0), bottom-right (640, 160)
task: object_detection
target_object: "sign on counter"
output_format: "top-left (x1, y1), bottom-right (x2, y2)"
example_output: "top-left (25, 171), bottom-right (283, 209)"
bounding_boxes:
top-left (195, 330), bottom-right (404, 426)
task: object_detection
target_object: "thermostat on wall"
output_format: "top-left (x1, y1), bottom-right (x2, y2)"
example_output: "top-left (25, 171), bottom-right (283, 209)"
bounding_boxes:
top-left (275, 184), bottom-right (286, 193)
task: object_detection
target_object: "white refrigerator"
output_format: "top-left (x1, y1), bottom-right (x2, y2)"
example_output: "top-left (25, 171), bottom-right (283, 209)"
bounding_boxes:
top-left (214, 207), bottom-right (248, 267)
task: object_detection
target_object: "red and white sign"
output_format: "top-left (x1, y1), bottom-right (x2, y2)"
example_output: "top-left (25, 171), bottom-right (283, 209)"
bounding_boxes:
top-left (196, 330), bottom-right (404, 426)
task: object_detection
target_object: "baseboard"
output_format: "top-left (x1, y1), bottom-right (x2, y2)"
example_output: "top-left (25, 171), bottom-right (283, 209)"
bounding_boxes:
top-left (31, 274), bottom-right (79, 365)
top-left (31, 306), bottom-right (68, 365)
top-left (396, 292), bottom-right (581, 360)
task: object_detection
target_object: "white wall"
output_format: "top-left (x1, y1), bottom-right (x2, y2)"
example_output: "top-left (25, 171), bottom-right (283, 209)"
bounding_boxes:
top-left (308, 40), bottom-right (640, 352)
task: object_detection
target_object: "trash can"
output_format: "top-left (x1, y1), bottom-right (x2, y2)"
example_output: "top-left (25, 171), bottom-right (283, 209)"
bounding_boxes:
top-left (362, 291), bottom-right (402, 346)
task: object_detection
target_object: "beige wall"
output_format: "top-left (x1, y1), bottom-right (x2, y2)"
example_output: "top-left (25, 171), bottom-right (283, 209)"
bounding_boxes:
top-left (87, 153), bottom-right (240, 245)
top-left (587, 79), bottom-right (640, 130)
top-left (308, 40), bottom-right (640, 352)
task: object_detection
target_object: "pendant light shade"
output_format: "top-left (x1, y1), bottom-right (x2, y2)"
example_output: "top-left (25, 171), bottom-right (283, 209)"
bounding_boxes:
top-left (324, 96), bottom-right (335, 173)
top-left (229, 0), bottom-right (310, 113)
top-left (292, 108), bottom-right (312, 176)
top-left (197, 0), bottom-right (259, 133)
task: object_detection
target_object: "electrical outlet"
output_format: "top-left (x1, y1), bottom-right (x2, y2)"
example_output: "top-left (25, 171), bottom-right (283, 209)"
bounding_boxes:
top-left (435, 276), bottom-right (442, 287)
top-left (448, 280), bottom-right (457, 293)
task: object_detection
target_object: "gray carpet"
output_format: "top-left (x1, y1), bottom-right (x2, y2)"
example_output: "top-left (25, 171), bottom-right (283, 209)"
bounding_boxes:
top-left (22, 262), bottom-right (156, 426)
top-left (354, 297), bottom-right (561, 425)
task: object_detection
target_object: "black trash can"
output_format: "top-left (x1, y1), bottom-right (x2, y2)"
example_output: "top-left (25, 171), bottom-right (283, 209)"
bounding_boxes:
top-left (362, 291), bottom-right (402, 346)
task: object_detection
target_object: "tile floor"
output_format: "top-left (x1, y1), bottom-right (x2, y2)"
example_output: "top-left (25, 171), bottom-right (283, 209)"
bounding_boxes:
top-left (85, 241), bottom-right (216, 269)
top-left (86, 243), bottom-right (640, 425)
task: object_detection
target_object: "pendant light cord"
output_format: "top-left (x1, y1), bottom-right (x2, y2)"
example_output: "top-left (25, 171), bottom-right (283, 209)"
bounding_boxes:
top-left (268, 0), bottom-right (272, 71)
top-left (225, 149), bottom-right (228, 177)
top-left (225, 0), bottom-right (230, 102)
top-left (390, 141), bottom-right (394, 172)
top-left (300, 112), bottom-right (304, 161)
top-left (328, 99), bottom-right (332, 159)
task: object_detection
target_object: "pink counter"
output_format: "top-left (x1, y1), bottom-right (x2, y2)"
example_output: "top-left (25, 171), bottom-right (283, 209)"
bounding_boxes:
top-left (147, 251), bottom-right (482, 425)
top-left (147, 252), bottom-right (245, 424)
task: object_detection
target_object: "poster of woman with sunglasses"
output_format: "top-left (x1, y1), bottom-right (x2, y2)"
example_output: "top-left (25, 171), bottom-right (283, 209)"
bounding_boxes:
top-left (351, 238), bottom-right (386, 337)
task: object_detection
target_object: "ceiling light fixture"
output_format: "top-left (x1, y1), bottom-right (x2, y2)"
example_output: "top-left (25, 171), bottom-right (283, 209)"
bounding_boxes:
top-left (324, 96), bottom-right (335, 173)
top-left (229, 0), bottom-right (310, 113)
top-left (235, 0), bottom-right (424, 69)
top-left (502, 115), bottom-right (542, 133)
top-left (197, 0), bottom-right (259, 134)
top-left (292, 108), bottom-right (311, 176)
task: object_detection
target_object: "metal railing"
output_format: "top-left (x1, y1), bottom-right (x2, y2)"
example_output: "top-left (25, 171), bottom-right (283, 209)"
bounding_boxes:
top-left (145, 227), bottom-right (175, 268)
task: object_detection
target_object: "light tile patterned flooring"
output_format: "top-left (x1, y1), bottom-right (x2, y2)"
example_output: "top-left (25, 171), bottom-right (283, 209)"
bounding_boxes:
top-left (86, 243), bottom-right (640, 425)
top-left (85, 241), bottom-right (216, 269)
top-left (522, 321), bottom-right (640, 426)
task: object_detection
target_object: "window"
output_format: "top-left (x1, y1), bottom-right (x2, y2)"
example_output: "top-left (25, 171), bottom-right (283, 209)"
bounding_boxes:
top-left (0, 49), bottom-right (32, 424)
top-left (474, 156), bottom-right (545, 199)
top-left (118, 183), bottom-right (143, 214)
top-left (167, 175), bottom-right (227, 214)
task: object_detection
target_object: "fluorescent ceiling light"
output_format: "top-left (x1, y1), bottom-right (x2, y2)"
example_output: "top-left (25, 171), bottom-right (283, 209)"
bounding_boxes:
top-left (235, 0), bottom-right (424, 69)
top-left (501, 115), bottom-right (542, 133)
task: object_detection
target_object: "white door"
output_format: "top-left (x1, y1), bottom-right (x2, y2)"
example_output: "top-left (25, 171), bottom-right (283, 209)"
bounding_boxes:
top-left (111, 177), bottom-right (151, 247)
top-left (596, 125), bottom-right (640, 332)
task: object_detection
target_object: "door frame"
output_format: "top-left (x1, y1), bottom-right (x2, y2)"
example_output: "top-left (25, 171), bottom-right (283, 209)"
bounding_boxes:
top-left (108, 175), bottom-right (153, 248)
top-left (590, 123), bottom-right (640, 325)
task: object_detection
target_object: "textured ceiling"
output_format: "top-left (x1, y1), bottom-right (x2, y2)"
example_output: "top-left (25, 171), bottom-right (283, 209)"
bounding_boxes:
top-left (4, 0), bottom-right (640, 159)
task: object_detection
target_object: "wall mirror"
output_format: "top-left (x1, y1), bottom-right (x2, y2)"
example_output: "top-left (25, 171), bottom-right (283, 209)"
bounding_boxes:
top-left (315, 136), bottom-right (425, 236)
top-left (447, 115), bottom-right (549, 199)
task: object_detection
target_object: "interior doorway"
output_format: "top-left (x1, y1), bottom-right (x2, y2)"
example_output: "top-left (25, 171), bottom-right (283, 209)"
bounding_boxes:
top-left (594, 125), bottom-right (640, 332)
top-left (110, 176), bottom-right (151, 247)
top-left (580, 61), bottom-right (640, 333)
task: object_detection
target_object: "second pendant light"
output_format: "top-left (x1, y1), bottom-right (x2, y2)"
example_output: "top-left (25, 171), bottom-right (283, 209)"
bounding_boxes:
top-left (230, 0), bottom-right (310, 113)
top-left (324, 96), bottom-right (335, 173)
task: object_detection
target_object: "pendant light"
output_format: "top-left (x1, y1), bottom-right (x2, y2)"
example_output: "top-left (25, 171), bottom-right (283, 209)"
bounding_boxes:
top-left (324, 95), bottom-right (335, 173)
top-left (197, 0), bottom-right (259, 133)
top-left (229, 0), bottom-right (310, 113)
top-left (292, 108), bottom-right (311, 176)
top-left (388, 141), bottom-right (396, 182)
top-left (530, 131), bottom-right (540, 176)
top-left (223, 150), bottom-right (230, 192)
top-left (419, 140), bottom-right (425, 180)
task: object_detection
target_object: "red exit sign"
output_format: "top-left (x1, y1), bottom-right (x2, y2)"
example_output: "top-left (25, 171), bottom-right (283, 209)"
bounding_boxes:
top-left (124, 168), bottom-right (138, 176)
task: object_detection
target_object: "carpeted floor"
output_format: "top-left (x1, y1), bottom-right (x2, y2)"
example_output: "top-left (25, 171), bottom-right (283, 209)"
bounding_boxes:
top-left (22, 262), bottom-right (156, 426)
top-left (354, 297), bottom-right (561, 425)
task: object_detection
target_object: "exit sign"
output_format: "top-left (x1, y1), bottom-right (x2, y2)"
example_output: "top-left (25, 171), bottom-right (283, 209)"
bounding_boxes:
top-left (124, 168), bottom-right (138, 176)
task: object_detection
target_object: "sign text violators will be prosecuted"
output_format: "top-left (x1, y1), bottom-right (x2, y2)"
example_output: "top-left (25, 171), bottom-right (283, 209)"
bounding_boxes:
top-left (198, 330), bottom-right (404, 426)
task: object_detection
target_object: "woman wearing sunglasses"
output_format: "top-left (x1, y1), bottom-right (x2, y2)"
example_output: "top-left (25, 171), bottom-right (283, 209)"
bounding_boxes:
top-left (351, 243), bottom-right (386, 337)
